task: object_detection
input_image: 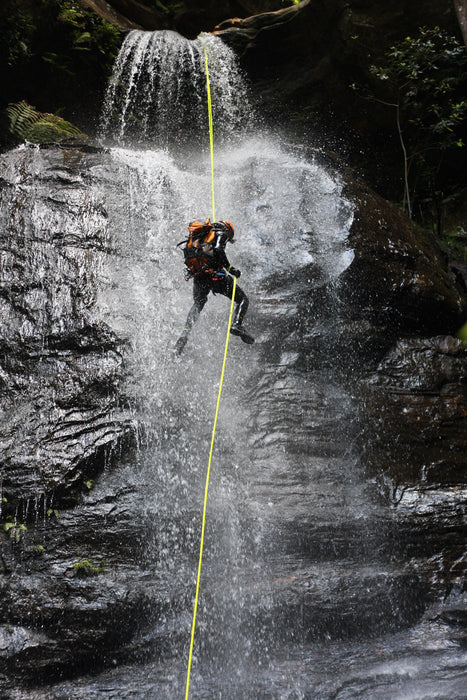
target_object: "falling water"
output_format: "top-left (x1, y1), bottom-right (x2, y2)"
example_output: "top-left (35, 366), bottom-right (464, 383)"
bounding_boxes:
top-left (99, 30), bottom-right (251, 148)
top-left (3, 28), bottom-right (466, 700)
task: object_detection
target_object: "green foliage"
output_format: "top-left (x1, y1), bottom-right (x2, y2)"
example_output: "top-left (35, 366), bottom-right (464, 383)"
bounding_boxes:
top-left (7, 101), bottom-right (84, 143)
top-left (370, 27), bottom-right (467, 151)
top-left (0, 0), bottom-right (39, 69)
top-left (53, 1), bottom-right (121, 75)
top-left (3, 516), bottom-right (27, 543)
top-left (457, 320), bottom-right (467, 341)
top-left (72, 558), bottom-right (107, 577)
top-left (23, 0), bottom-right (122, 81)
top-left (369, 27), bottom-right (467, 232)
top-left (439, 225), bottom-right (467, 263)
top-left (0, 0), bottom-right (122, 139)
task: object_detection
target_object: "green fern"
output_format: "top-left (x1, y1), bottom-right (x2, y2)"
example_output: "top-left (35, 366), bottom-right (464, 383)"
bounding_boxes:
top-left (6, 101), bottom-right (85, 144)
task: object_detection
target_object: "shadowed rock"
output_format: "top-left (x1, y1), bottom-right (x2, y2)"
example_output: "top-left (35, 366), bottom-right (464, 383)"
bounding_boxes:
top-left (0, 144), bottom-right (135, 508)
top-left (339, 174), bottom-right (467, 336)
top-left (0, 142), bottom-right (466, 695)
top-left (359, 336), bottom-right (467, 486)
top-left (215, 0), bottom-right (458, 123)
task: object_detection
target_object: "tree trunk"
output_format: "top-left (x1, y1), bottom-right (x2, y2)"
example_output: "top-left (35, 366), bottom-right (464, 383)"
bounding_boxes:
top-left (78, 0), bottom-right (168, 30)
top-left (453, 0), bottom-right (467, 48)
top-left (395, 104), bottom-right (412, 219)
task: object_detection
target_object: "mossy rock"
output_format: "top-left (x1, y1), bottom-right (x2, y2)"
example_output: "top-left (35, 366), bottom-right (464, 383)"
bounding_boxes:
top-left (7, 100), bottom-right (87, 144)
top-left (72, 558), bottom-right (107, 578)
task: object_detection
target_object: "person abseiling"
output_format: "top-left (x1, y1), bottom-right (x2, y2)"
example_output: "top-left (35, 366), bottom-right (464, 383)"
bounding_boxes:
top-left (174, 218), bottom-right (254, 355)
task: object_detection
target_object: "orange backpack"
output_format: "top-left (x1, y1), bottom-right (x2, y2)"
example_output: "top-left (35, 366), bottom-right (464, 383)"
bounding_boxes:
top-left (179, 218), bottom-right (216, 277)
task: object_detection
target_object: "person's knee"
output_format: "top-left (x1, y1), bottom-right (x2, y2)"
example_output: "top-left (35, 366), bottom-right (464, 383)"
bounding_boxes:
top-left (188, 295), bottom-right (206, 317)
top-left (235, 285), bottom-right (248, 305)
top-left (194, 296), bottom-right (207, 312)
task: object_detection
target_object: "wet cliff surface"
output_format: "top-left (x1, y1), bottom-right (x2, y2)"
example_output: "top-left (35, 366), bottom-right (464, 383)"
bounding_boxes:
top-left (0, 143), bottom-right (136, 505)
top-left (0, 140), bottom-right (466, 697)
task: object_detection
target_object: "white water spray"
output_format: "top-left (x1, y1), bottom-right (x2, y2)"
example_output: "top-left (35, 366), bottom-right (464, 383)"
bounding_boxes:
top-left (0, 26), bottom-right (462, 700)
top-left (100, 30), bottom-right (251, 147)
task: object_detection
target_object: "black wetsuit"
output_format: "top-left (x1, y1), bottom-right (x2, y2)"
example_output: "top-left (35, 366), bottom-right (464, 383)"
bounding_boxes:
top-left (184, 230), bottom-right (249, 334)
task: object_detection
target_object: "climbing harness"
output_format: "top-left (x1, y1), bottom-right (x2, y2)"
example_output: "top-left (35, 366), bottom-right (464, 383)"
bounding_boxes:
top-left (184, 48), bottom-right (236, 700)
top-left (210, 271), bottom-right (226, 282)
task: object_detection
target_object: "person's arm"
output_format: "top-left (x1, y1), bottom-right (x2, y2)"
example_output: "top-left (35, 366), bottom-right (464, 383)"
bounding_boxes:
top-left (214, 234), bottom-right (241, 277)
top-left (213, 232), bottom-right (230, 268)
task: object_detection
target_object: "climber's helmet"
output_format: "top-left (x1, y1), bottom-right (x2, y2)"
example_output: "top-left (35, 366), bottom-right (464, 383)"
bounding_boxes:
top-left (219, 220), bottom-right (235, 242)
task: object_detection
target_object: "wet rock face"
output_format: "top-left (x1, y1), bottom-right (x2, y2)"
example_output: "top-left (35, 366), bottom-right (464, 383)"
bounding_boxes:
top-left (0, 144), bottom-right (135, 507)
top-left (0, 474), bottom-right (163, 687)
top-left (339, 175), bottom-right (467, 337)
top-left (360, 336), bottom-right (467, 486)
top-left (0, 143), bottom-right (466, 693)
top-left (296, 163), bottom-right (467, 371)
top-left (316, 174), bottom-right (467, 491)
top-left (0, 143), bottom-right (140, 688)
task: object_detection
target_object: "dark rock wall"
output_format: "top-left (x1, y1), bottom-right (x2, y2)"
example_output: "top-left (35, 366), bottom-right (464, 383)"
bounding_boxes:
top-left (332, 172), bottom-right (467, 490)
top-left (361, 337), bottom-right (467, 487)
top-left (0, 144), bottom-right (135, 508)
top-left (216, 0), bottom-right (459, 122)
top-left (292, 160), bottom-right (467, 499)
top-left (215, 0), bottom-right (464, 204)
top-left (339, 174), bottom-right (467, 337)
top-left (0, 141), bottom-right (465, 690)
top-left (0, 143), bottom-right (141, 688)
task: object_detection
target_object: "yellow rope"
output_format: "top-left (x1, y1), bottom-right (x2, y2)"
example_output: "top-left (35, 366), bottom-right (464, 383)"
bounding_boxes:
top-left (185, 276), bottom-right (236, 700)
top-left (185, 48), bottom-right (235, 699)
top-left (204, 47), bottom-right (215, 221)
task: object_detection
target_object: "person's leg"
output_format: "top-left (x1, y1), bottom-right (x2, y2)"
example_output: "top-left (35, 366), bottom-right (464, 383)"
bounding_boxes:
top-left (214, 276), bottom-right (254, 343)
top-left (174, 278), bottom-right (210, 354)
top-left (185, 279), bottom-right (209, 330)
top-left (220, 276), bottom-right (249, 324)
top-left (232, 289), bottom-right (249, 327)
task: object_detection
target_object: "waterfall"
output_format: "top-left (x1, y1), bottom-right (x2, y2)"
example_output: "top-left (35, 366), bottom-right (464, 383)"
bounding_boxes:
top-left (95, 30), bottom-right (355, 408)
top-left (89, 29), bottom-right (368, 695)
top-left (99, 30), bottom-right (252, 148)
top-left (5, 27), bottom-right (463, 700)
top-left (87, 132), bottom-right (363, 692)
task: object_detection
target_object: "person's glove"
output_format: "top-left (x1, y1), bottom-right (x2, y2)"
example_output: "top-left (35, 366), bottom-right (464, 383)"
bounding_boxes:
top-left (229, 266), bottom-right (241, 278)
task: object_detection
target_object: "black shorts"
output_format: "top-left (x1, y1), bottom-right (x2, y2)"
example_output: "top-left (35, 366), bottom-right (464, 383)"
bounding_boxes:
top-left (193, 273), bottom-right (247, 307)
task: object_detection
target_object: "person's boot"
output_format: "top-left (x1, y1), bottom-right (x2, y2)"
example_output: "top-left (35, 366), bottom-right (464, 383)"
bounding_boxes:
top-left (230, 321), bottom-right (254, 344)
top-left (230, 300), bottom-right (254, 344)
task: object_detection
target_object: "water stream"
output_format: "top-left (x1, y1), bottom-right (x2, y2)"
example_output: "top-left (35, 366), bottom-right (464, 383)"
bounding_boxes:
top-left (6, 29), bottom-right (466, 700)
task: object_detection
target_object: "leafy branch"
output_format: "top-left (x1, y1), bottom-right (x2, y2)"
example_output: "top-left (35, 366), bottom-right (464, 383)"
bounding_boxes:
top-left (354, 27), bottom-right (467, 231)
